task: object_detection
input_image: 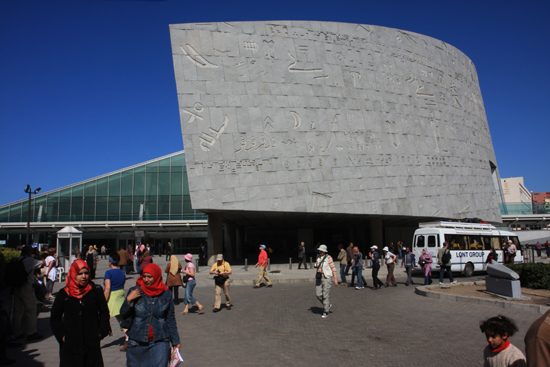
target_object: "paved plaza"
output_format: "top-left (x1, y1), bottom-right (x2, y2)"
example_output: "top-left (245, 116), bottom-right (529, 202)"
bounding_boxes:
top-left (10, 256), bottom-right (539, 366)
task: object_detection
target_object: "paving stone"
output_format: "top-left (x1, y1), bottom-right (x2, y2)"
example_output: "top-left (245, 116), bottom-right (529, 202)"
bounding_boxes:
top-left (8, 256), bottom-right (537, 366)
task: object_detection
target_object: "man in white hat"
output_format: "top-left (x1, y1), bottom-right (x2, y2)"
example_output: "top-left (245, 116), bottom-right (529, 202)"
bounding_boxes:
top-left (209, 254), bottom-right (232, 312)
top-left (368, 245), bottom-right (384, 290)
top-left (253, 245), bottom-right (273, 288)
top-left (383, 246), bottom-right (397, 287)
top-left (315, 245), bottom-right (338, 319)
top-left (507, 240), bottom-right (517, 264)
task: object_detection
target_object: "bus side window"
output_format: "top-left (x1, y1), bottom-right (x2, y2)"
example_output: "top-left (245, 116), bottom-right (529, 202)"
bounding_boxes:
top-left (428, 235), bottom-right (437, 248)
top-left (468, 235), bottom-right (482, 250)
top-left (445, 234), bottom-right (466, 250)
top-left (482, 236), bottom-right (492, 250)
top-left (490, 236), bottom-right (501, 250)
top-left (416, 235), bottom-right (425, 248)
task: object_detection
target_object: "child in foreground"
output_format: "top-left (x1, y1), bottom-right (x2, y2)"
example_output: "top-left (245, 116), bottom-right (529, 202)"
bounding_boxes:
top-left (480, 315), bottom-right (526, 367)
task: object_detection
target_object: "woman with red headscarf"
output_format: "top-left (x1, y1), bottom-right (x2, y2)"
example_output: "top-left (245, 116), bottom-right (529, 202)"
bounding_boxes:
top-left (120, 263), bottom-right (181, 367)
top-left (50, 260), bottom-right (110, 367)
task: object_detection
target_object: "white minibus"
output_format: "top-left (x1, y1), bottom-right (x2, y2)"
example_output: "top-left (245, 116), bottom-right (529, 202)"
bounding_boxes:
top-left (412, 221), bottom-right (522, 276)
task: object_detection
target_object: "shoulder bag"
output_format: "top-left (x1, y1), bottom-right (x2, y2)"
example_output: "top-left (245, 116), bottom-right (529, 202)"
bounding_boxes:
top-left (315, 255), bottom-right (329, 280)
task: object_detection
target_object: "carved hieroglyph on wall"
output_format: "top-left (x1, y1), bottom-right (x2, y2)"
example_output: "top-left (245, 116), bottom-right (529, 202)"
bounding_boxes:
top-left (170, 21), bottom-right (502, 221)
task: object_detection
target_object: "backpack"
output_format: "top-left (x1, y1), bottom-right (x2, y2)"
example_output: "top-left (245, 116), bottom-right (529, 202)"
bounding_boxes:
top-left (441, 249), bottom-right (452, 264)
top-left (5, 257), bottom-right (31, 289)
top-left (492, 252), bottom-right (499, 261)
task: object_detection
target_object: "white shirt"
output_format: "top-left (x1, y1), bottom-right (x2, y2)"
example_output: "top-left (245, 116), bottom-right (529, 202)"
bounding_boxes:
top-left (45, 256), bottom-right (57, 282)
top-left (385, 252), bottom-right (395, 264)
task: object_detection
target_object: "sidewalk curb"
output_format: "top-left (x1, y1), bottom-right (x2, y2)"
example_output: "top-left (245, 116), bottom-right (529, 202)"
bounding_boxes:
top-left (415, 281), bottom-right (550, 314)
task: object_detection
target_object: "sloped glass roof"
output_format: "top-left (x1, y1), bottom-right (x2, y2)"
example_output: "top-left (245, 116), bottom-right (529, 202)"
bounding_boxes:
top-left (0, 151), bottom-right (206, 222)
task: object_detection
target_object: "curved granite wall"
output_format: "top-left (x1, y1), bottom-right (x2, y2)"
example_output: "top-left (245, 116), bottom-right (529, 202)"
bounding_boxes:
top-left (170, 21), bottom-right (501, 222)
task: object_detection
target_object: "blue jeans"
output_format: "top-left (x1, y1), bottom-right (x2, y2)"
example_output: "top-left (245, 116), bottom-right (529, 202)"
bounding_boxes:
top-left (424, 275), bottom-right (432, 285)
top-left (183, 279), bottom-right (197, 305)
top-left (126, 339), bottom-right (170, 367)
top-left (339, 264), bottom-right (347, 284)
top-left (355, 267), bottom-right (363, 287)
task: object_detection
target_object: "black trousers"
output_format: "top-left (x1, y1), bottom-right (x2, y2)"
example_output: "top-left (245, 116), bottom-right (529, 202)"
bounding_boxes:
top-left (344, 261), bottom-right (352, 275)
top-left (297, 256), bottom-right (307, 268)
top-left (170, 286), bottom-right (179, 305)
top-left (372, 263), bottom-right (384, 288)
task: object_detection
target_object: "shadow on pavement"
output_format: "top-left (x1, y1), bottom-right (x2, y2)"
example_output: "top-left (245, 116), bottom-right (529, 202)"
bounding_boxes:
top-left (101, 335), bottom-right (125, 349)
top-left (307, 306), bottom-right (324, 315)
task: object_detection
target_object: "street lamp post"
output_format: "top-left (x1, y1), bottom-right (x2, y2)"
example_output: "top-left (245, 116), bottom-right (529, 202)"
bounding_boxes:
top-left (24, 184), bottom-right (41, 247)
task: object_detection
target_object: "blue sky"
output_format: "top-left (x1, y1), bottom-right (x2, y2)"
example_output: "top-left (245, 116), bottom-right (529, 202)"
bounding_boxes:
top-left (1, 0), bottom-right (548, 206)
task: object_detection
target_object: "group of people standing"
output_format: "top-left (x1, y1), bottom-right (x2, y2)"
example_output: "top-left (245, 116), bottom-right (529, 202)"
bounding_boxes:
top-left (335, 243), bottom-right (401, 290)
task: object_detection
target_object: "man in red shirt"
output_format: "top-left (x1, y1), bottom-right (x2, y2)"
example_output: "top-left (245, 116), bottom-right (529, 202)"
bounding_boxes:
top-left (253, 245), bottom-right (273, 288)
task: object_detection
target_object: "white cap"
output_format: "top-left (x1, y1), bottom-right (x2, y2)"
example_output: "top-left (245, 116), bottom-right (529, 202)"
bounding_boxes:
top-left (371, 245), bottom-right (378, 250)
top-left (383, 246), bottom-right (389, 252)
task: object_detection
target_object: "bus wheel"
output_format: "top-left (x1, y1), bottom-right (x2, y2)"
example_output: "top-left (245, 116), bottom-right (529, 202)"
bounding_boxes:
top-left (464, 263), bottom-right (474, 277)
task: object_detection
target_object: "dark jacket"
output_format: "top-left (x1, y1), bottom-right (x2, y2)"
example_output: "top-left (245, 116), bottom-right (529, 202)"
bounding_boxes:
top-left (50, 285), bottom-right (110, 367)
top-left (120, 286), bottom-right (180, 345)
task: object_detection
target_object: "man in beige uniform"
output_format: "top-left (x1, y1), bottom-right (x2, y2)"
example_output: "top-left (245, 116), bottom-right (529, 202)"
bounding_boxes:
top-left (209, 254), bottom-right (232, 312)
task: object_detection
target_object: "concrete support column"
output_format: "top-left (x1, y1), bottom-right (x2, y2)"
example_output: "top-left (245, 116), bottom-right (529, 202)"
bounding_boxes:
top-left (207, 213), bottom-right (224, 266)
top-left (370, 218), bottom-right (384, 248)
top-left (224, 220), bottom-right (237, 263)
top-left (236, 225), bottom-right (245, 261)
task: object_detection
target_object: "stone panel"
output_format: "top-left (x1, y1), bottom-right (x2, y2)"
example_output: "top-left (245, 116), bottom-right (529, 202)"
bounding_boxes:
top-left (170, 21), bottom-right (502, 221)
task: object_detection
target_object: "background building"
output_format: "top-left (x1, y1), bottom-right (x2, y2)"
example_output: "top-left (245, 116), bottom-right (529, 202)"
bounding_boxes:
top-left (170, 21), bottom-right (504, 263)
top-left (500, 177), bottom-right (533, 215)
top-left (532, 192), bottom-right (550, 215)
top-left (0, 152), bottom-right (207, 253)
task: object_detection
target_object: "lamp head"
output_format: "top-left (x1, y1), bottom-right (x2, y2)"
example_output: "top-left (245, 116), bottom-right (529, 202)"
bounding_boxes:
top-left (24, 184), bottom-right (30, 193)
top-left (34, 188), bottom-right (41, 194)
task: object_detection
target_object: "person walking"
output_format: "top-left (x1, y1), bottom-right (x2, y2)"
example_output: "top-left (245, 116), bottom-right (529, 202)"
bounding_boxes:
top-left (438, 242), bottom-right (457, 285)
top-left (545, 241), bottom-right (550, 258)
top-left (369, 246), bottom-right (384, 290)
top-left (351, 246), bottom-right (365, 289)
top-left (209, 254), bottom-right (232, 312)
top-left (165, 242), bottom-right (172, 261)
top-left (345, 243), bottom-right (354, 275)
top-left (120, 263), bottom-right (181, 367)
top-left (117, 246), bottom-right (130, 275)
top-left (419, 249), bottom-right (433, 285)
top-left (400, 246), bottom-right (415, 286)
top-left (315, 245), bottom-right (338, 319)
top-left (50, 260), bottom-right (110, 367)
top-left (103, 253), bottom-right (128, 351)
top-left (100, 245), bottom-right (106, 260)
top-left (127, 245), bottom-right (134, 275)
top-left (12, 246), bottom-right (44, 341)
top-left (139, 250), bottom-right (153, 275)
top-left (336, 244), bottom-right (347, 285)
top-left (253, 245), bottom-right (273, 288)
top-left (85, 245), bottom-right (99, 280)
top-left (383, 246), bottom-right (397, 287)
top-left (44, 248), bottom-right (57, 300)
top-left (297, 242), bottom-right (307, 269)
top-left (180, 253), bottom-right (204, 315)
top-left (536, 241), bottom-right (542, 257)
top-left (164, 255), bottom-right (183, 305)
top-left (485, 248), bottom-right (498, 265)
